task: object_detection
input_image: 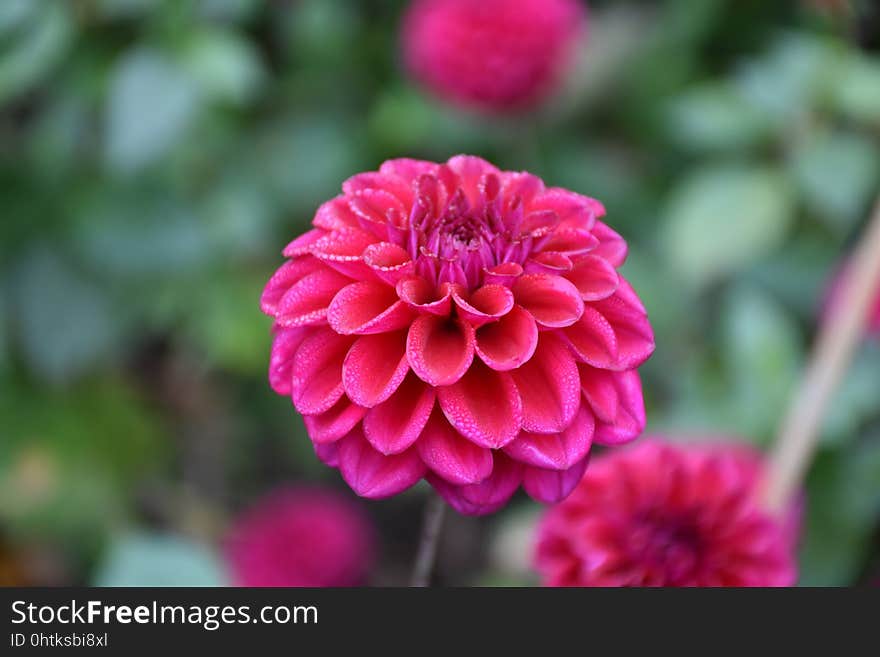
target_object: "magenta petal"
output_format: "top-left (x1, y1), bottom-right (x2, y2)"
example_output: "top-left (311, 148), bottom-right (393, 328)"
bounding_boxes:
top-left (474, 304), bottom-right (538, 371)
top-left (407, 315), bottom-right (475, 386)
top-left (396, 277), bottom-right (452, 316)
top-left (291, 328), bottom-right (355, 414)
top-left (310, 226), bottom-right (376, 279)
top-left (563, 305), bottom-right (618, 368)
top-left (538, 228), bottom-right (599, 256)
top-left (282, 229), bottom-right (325, 257)
top-left (452, 284), bottom-right (514, 327)
top-left (343, 172), bottom-right (414, 207)
top-left (342, 331), bottom-right (410, 407)
top-left (482, 262), bottom-right (523, 287)
top-left (337, 428), bottom-right (426, 499)
top-left (328, 281), bottom-right (413, 335)
top-left (591, 280), bottom-right (655, 370)
top-left (379, 158), bottom-right (439, 185)
top-left (447, 155), bottom-right (500, 205)
top-left (437, 360), bottom-right (522, 448)
top-left (275, 267), bottom-right (351, 328)
top-left (522, 457), bottom-right (589, 504)
top-left (509, 333), bottom-right (580, 433)
top-left (313, 197), bottom-right (360, 231)
top-left (428, 453), bottom-right (523, 516)
top-left (314, 442), bottom-right (339, 467)
top-left (363, 242), bottom-right (415, 285)
top-left (530, 189), bottom-right (602, 229)
top-left (585, 369), bottom-right (646, 446)
top-left (503, 172), bottom-right (545, 207)
top-left (417, 408), bottom-right (494, 485)
top-left (261, 256), bottom-right (323, 316)
top-left (363, 373), bottom-right (435, 455)
top-left (525, 252), bottom-right (573, 275)
top-left (504, 405), bottom-right (594, 470)
top-left (268, 327), bottom-right (308, 395)
top-left (591, 220), bottom-right (628, 267)
top-left (513, 273), bottom-right (584, 328)
top-left (303, 397), bottom-right (368, 444)
top-left (566, 254), bottom-right (620, 301)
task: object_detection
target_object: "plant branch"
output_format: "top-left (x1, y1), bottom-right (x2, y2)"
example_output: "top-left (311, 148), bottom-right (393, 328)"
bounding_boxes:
top-left (410, 492), bottom-right (447, 587)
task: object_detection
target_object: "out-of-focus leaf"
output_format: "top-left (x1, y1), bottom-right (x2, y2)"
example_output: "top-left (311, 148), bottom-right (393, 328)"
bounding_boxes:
top-left (661, 165), bottom-right (795, 286)
top-left (790, 130), bottom-right (880, 231)
top-left (0, 1), bottom-right (72, 103)
top-left (735, 32), bottom-right (838, 120)
top-left (182, 29), bottom-right (264, 106)
top-left (75, 196), bottom-right (210, 277)
top-left (823, 342), bottom-right (880, 446)
top-left (666, 83), bottom-right (773, 151)
top-left (831, 55), bottom-right (880, 125)
top-left (28, 94), bottom-right (89, 179)
top-left (721, 285), bottom-right (803, 441)
top-left (185, 273), bottom-right (272, 374)
top-left (799, 439), bottom-right (880, 586)
top-left (197, 0), bottom-right (261, 22)
top-left (203, 176), bottom-right (277, 259)
top-left (92, 532), bottom-right (228, 587)
top-left (105, 49), bottom-right (202, 173)
top-left (11, 248), bottom-right (121, 384)
top-left (96, 0), bottom-right (161, 20)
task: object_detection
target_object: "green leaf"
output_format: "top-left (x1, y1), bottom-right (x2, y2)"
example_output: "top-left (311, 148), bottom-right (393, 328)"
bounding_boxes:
top-left (11, 248), bottom-right (121, 383)
top-left (0, 1), bottom-right (72, 104)
top-left (105, 48), bottom-right (202, 173)
top-left (831, 54), bottom-right (880, 125)
top-left (182, 29), bottom-right (264, 106)
top-left (666, 83), bottom-right (772, 152)
top-left (721, 285), bottom-right (803, 440)
top-left (92, 533), bottom-right (228, 586)
top-left (661, 165), bottom-right (796, 286)
top-left (799, 440), bottom-right (880, 585)
top-left (790, 130), bottom-right (880, 231)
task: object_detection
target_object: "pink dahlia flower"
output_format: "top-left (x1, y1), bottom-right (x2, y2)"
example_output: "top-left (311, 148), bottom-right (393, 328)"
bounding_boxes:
top-left (821, 259), bottom-right (880, 336)
top-left (535, 440), bottom-right (800, 587)
top-left (261, 155), bottom-right (654, 515)
top-left (226, 486), bottom-right (375, 587)
top-left (401, 0), bottom-right (585, 112)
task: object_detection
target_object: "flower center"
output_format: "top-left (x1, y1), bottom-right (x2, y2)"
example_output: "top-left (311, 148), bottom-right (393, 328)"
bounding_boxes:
top-left (629, 509), bottom-right (705, 583)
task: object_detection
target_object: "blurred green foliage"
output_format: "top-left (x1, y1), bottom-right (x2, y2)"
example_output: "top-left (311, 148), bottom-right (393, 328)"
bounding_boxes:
top-left (0, 0), bottom-right (879, 585)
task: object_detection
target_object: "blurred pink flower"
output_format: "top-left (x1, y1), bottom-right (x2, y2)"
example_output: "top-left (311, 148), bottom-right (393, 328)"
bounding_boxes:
top-left (821, 259), bottom-right (880, 335)
top-left (401, 0), bottom-right (585, 112)
top-left (261, 155), bottom-right (653, 515)
top-left (535, 439), bottom-right (800, 587)
top-left (226, 487), bottom-right (375, 587)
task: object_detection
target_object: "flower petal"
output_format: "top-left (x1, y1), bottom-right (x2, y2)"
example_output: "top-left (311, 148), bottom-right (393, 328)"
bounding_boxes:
top-left (504, 404), bottom-right (594, 470)
top-left (509, 333), bottom-right (580, 433)
top-left (275, 267), bottom-right (352, 328)
top-left (474, 304), bottom-right (538, 371)
top-left (291, 328), bottom-right (355, 414)
top-left (428, 453), bottom-right (523, 516)
top-left (482, 262), bottom-right (523, 287)
top-left (591, 280), bottom-right (655, 370)
top-left (566, 254), bottom-right (620, 301)
top-left (513, 273), bottom-right (584, 328)
top-left (563, 305), bottom-right (618, 368)
top-left (406, 315), bottom-right (475, 386)
top-left (522, 456), bottom-right (589, 504)
top-left (591, 220), bottom-right (628, 267)
top-left (437, 360), bottom-right (522, 448)
top-left (417, 408), bottom-right (494, 485)
top-left (363, 373), bottom-right (435, 455)
top-left (310, 227), bottom-right (376, 278)
top-left (303, 397), bottom-right (368, 444)
top-left (268, 327), bottom-right (308, 395)
top-left (328, 281), bottom-right (413, 335)
top-left (396, 277), bottom-right (452, 316)
top-left (260, 256), bottom-right (324, 316)
top-left (452, 284), bottom-right (514, 327)
top-left (342, 331), bottom-right (410, 407)
top-left (314, 442), bottom-right (339, 467)
top-left (363, 242), bottom-right (415, 285)
top-left (337, 427), bottom-right (425, 499)
top-left (584, 368), bottom-right (646, 445)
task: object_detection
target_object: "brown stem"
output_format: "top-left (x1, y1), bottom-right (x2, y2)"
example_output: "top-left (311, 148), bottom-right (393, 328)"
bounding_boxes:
top-left (763, 196), bottom-right (880, 513)
top-left (410, 492), bottom-right (446, 587)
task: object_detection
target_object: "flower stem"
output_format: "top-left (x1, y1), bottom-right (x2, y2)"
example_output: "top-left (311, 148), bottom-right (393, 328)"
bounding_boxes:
top-left (763, 197), bottom-right (880, 513)
top-left (410, 492), bottom-right (447, 587)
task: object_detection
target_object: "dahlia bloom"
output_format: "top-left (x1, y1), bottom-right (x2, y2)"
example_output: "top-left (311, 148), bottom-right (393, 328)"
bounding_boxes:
top-left (535, 440), bottom-right (800, 587)
top-left (226, 486), bottom-right (375, 587)
top-left (261, 155), bottom-right (654, 515)
top-left (821, 260), bottom-right (880, 336)
top-left (401, 0), bottom-right (585, 112)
